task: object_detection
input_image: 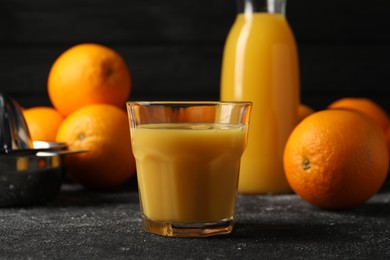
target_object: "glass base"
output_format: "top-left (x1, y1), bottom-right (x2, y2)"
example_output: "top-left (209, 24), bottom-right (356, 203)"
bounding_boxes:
top-left (141, 215), bottom-right (234, 237)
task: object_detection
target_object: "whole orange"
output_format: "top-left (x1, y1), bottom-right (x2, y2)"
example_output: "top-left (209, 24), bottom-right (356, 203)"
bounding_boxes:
top-left (297, 103), bottom-right (315, 123)
top-left (56, 104), bottom-right (136, 189)
top-left (283, 109), bottom-right (389, 210)
top-left (328, 97), bottom-right (390, 132)
top-left (387, 126), bottom-right (390, 165)
top-left (23, 106), bottom-right (64, 142)
top-left (48, 43), bottom-right (131, 116)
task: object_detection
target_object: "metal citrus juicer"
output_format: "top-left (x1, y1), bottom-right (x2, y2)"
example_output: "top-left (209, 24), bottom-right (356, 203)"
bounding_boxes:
top-left (0, 92), bottom-right (78, 206)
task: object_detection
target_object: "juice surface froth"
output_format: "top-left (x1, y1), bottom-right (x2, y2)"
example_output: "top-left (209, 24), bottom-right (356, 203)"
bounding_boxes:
top-left (131, 123), bottom-right (247, 223)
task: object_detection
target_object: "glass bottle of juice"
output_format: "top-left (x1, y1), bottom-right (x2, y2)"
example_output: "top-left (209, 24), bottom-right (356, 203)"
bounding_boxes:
top-left (220, 0), bottom-right (299, 194)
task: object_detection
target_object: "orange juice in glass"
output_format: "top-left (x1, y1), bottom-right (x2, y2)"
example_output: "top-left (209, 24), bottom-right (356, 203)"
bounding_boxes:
top-left (220, 0), bottom-right (299, 194)
top-left (127, 101), bottom-right (251, 237)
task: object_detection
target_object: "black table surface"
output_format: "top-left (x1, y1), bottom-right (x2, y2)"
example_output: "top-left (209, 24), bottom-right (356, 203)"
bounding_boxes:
top-left (1, 178), bottom-right (390, 259)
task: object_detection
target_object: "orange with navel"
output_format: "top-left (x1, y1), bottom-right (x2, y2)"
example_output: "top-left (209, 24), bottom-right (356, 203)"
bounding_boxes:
top-left (23, 106), bottom-right (64, 142)
top-left (328, 97), bottom-right (390, 132)
top-left (48, 43), bottom-right (131, 116)
top-left (56, 104), bottom-right (136, 189)
top-left (284, 109), bottom-right (389, 210)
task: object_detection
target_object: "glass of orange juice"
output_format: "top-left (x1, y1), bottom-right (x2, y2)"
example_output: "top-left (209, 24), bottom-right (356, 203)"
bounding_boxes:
top-left (126, 101), bottom-right (251, 237)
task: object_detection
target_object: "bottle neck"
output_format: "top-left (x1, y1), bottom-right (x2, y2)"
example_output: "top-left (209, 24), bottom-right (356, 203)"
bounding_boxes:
top-left (237, 0), bottom-right (286, 14)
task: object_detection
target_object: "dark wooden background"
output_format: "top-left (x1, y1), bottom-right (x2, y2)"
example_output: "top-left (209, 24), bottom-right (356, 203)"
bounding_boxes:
top-left (1, 0), bottom-right (389, 113)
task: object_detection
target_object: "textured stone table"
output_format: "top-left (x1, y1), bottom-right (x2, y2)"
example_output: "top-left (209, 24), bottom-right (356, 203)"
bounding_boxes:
top-left (1, 179), bottom-right (389, 259)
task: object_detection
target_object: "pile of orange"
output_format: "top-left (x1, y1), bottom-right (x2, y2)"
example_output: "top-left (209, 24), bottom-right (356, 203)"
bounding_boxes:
top-left (24, 43), bottom-right (135, 189)
top-left (284, 97), bottom-right (389, 210)
top-left (22, 42), bottom-right (390, 207)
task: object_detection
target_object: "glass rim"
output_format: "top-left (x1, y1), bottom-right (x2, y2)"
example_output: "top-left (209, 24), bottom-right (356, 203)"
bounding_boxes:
top-left (126, 101), bottom-right (252, 106)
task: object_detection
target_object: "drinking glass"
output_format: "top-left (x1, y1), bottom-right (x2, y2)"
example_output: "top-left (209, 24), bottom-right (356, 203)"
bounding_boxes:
top-left (127, 101), bottom-right (251, 237)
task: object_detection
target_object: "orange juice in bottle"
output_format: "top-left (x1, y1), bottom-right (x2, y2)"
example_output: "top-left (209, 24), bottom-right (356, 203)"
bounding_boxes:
top-left (221, 0), bottom-right (299, 194)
